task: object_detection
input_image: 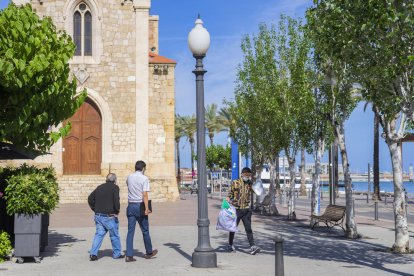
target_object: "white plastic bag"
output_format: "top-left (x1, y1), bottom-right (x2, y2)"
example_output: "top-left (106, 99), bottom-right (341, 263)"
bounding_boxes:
top-left (252, 180), bottom-right (264, 196)
top-left (216, 205), bottom-right (238, 232)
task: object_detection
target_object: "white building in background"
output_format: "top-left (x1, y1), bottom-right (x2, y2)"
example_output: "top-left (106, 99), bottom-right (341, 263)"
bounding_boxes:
top-left (305, 162), bottom-right (343, 175)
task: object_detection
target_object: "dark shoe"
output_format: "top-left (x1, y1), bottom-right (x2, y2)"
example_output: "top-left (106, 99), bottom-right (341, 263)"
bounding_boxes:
top-left (144, 249), bottom-right (158, 259)
top-left (125, 256), bottom-right (136, 262)
top-left (250, 245), bottom-right (261, 255)
top-left (89, 255), bottom-right (98, 261)
top-left (225, 244), bottom-right (236, 253)
top-left (114, 254), bottom-right (125, 259)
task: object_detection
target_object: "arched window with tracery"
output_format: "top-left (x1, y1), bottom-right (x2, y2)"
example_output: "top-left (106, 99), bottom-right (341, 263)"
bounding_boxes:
top-left (73, 2), bottom-right (92, 56)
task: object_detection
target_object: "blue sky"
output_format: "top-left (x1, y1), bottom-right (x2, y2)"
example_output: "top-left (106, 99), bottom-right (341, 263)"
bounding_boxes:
top-left (2, 0), bottom-right (414, 173)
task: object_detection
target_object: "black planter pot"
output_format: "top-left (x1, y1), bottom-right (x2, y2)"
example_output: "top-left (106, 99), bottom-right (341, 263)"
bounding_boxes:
top-left (14, 214), bottom-right (42, 262)
top-left (40, 214), bottom-right (49, 252)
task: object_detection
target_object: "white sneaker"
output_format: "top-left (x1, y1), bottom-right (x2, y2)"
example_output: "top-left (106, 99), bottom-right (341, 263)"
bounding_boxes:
top-left (250, 245), bottom-right (261, 255)
top-left (226, 244), bottom-right (236, 253)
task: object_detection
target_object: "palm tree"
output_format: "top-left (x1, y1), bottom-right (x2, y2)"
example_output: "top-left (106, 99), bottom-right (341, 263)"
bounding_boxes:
top-left (175, 115), bottom-right (185, 182)
top-left (180, 114), bottom-right (197, 178)
top-left (372, 109), bottom-right (381, 200)
top-left (364, 102), bottom-right (381, 200)
top-left (205, 103), bottom-right (224, 145)
top-left (218, 107), bottom-right (237, 139)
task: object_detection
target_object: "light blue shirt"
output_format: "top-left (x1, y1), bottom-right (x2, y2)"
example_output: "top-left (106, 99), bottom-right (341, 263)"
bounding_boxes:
top-left (126, 171), bottom-right (150, 203)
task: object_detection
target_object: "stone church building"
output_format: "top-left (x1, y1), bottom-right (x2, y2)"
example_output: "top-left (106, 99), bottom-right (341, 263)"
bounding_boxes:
top-left (11, 0), bottom-right (179, 203)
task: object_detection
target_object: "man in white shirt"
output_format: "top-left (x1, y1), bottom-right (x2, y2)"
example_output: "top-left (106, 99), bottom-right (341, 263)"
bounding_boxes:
top-left (125, 160), bottom-right (158, 262)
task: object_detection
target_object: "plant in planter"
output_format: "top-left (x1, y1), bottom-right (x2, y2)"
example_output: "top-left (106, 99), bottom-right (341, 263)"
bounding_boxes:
top-left (4, 164), bottom-right (59, 264)
top-left (0, 167), bottom-right (15, 238)
top-left (0, 231), bottom-right (12, 263)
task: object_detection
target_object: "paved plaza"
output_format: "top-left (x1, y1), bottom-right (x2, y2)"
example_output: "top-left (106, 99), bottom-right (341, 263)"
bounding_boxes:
top-left (1, 194), bottom-right (414, 276)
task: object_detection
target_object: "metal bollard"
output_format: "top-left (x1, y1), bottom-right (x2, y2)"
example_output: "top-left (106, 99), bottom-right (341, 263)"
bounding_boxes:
top-left (274, 235), bottom-right (284, 276)
top-left (385, 195), bottom-right (387, 205)
top-left (366, 193), bottom-right (369, 204)
top-left (374, 201), bottom-right (378, 220)
top-left (308, 189), bottom-right (311, 199)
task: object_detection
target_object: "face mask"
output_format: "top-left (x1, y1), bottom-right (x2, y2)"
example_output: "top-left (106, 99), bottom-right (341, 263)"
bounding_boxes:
top-left (242, 177), bottom-right (251, 182)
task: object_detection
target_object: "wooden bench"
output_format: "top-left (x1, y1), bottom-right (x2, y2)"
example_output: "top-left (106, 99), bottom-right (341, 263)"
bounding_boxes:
top-left (310, 205), bottom-right (346, 232)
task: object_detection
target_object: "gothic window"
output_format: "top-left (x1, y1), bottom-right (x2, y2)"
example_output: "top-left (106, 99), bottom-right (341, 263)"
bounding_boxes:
top-left (73, 2), bottom-right (92, 56)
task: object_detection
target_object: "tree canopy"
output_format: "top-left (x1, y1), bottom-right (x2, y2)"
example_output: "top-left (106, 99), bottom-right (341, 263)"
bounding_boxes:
top-left (0, 4), bottom-right (85, 153)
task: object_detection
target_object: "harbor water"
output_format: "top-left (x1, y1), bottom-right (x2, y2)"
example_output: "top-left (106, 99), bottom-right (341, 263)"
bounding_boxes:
top-left (321, 181), bottom-right (414, 197)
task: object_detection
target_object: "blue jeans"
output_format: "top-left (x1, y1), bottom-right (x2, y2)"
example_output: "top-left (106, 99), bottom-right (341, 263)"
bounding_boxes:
top-left (126, 203), bottom-right (153, 256)
top-left (89, 215), bottom-right (122, 258)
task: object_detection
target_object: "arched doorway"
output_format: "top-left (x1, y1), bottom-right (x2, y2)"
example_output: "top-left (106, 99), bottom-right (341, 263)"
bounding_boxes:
top-left (63, 99), bottom-right (102, 175)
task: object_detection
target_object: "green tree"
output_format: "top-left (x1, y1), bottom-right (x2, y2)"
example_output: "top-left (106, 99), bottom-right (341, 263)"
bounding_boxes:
top-left (218, 107), bottom-right (237, 139)
top-left (307, 5), bottom-right (360, 238)
top-left (233, 22), bottom-right (287, 215)
top-left (217, 145), bottom-right (231, 172)
top-left (274, 16), bottom-right (314, 220)
top-left (175, 114), bottom-right (185, 182)
top-left (180, 115), bottom-right (196, 178)
top-left (307, 0), bottom-right (413, 250)
top-left (205, 144), bottom-right (220, 171)
top-left (205, 103), bottom-right (224, 145)
top-left (0, 4), bottom-right (85, 152)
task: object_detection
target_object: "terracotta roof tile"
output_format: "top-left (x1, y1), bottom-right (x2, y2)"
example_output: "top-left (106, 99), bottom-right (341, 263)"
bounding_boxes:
top-left (149, 52), bottom-right (176, 64)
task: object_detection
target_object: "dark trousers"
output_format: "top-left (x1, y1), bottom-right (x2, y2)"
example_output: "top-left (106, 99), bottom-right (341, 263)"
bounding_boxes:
top-left (229, 208), bottom-right (254, 246)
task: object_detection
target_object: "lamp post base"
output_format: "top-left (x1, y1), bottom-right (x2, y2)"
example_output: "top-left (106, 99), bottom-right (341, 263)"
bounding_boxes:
top-left (192, 251), bottom-right (217, 268)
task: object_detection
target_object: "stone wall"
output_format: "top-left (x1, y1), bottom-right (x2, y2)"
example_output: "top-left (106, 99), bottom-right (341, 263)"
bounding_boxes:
top-left (148, 64), bottom-right (179, 201)
top-left (149, 15), bottom-right (159, 54)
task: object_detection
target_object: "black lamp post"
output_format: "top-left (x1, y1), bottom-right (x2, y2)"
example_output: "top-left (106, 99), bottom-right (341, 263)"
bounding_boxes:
top-left (188, 16), bottom-right (217, 268)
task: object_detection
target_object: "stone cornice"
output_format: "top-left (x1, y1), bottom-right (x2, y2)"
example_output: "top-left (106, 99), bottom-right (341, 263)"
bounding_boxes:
top-left (133, 0), bottom-right (150, 10)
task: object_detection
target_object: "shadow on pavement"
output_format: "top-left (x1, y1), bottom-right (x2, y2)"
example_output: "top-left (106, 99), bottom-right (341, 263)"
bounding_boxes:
top-left (212, 214), bottom-right (414, 276)
top-left (42, 230), bottom-right (86, 258)
top-left (97, 249), bottom-right (147, 259)
top-left (164, 242), bottom-right (192, 262)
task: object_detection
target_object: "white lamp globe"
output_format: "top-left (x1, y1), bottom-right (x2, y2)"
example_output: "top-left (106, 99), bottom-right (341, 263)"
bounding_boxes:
top-left (188, 17), bottom-right (210, 56)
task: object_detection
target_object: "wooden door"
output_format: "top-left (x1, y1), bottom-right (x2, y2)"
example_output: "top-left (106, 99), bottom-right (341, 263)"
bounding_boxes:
top-left (63, 101), bottom-right (102, 175)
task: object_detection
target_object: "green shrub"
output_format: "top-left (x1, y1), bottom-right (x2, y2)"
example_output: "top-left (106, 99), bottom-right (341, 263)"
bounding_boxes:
top-left (4, 164), bottom-right (59, 215)
top-left (0, 231), bottom-right (12, 263)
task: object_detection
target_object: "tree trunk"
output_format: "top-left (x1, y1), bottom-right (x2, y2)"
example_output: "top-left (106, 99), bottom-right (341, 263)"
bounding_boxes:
top-left (310, 136), bottom-right (323, 226)
top-left (373, 114), bottom-right (381, 201)
top-left (209, 135), bottom-right (214, 146)
top-left (253, 161), bottom-right (263, 211)
top-left (190, 141), bottom-right (195, 179)
top-left (334, 142), bottom-right (339, 198)
top-left (388, 140), bottom-right (410, 253)
top-left (335, 123), bottom-right (358, 238)
top-left (176, 140), bottom-right (181, 184)
top-left (300, 148), bottom-right (307, 196)
top-left (276, 154), bottom-right (281, 195)
top-left (287, 157), bottom-right (296, 220)
top-left (269, 156), bottom-right (279, 215)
